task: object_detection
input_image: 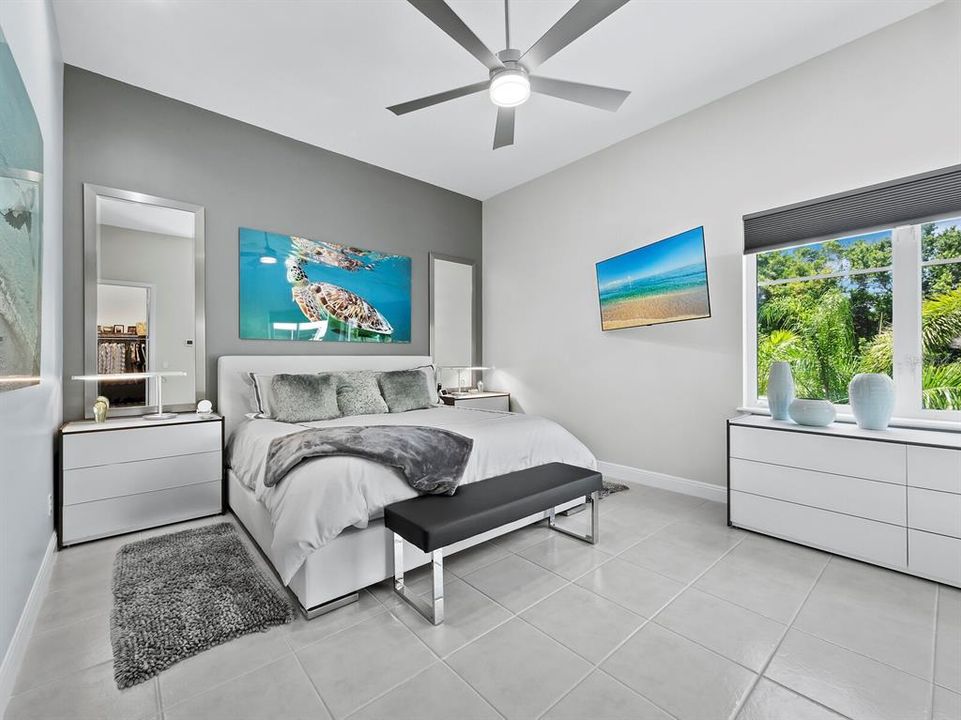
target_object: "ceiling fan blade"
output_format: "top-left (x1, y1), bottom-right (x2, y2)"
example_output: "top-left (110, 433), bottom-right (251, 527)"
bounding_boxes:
top-left (387, 80), bottom-right (489, 115)
top-left (521, 0), bottom-right (630, 71)
top-left (530, 76), bottom-right (629, 112)
top-left (493, 106), bottom-right (515, 149)
top-left (407, 0), bottom-right (503, 72)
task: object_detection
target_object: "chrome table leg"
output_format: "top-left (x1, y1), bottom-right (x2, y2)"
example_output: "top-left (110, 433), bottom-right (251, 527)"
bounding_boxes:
top-left (547, 490), bottom-right (600, 545)
top-left (392, 532), bottom-right (445, 625)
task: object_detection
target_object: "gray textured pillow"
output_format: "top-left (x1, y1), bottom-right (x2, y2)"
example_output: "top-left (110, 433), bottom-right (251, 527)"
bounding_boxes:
top-left (270, 374), bottom-right (340, 423)
top-left (335, 371), bottom-right (389, 417)
top-left (379, 369), bottom-right (433, 413)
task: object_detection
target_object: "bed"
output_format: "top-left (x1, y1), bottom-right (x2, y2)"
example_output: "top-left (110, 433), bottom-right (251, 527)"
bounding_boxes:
top-left (218, 355), bottom-right (597, 616)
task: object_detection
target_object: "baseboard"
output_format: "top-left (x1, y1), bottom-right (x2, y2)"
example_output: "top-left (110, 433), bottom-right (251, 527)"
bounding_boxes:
top-left (599, 461), bottom-right (726, 503)
top-left (0, 532), bottom-right (56, 715)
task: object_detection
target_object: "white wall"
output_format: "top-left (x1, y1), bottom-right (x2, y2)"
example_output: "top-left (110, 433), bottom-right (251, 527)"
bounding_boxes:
top-left (483, 2), bottom-right (961, 487)
top-left (100, 226), bottom-right (196, 405)
top-left (0, 0), bottom-right (63, 698)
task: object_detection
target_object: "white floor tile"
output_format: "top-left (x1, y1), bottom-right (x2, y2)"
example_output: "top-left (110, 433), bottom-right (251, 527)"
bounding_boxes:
top-left (737, 678), bottom-right (844, 720)
top-left (295, 612), bottom-right (435, 719)
top-left (446, 618), bottom-right (591, 720)
top-left (461, 554), bottom-right (567, 613)
top-left (655, 588), bottom-right (785, 672)
top-left (602, 623), bottom-right (756, 720)
top-left (766, 629), bottom-right (932, 720)
top-left (543, 670), bottom-right (672, 720)
top-left (348, 663), bottom-right (500, 720)
top-left (575, 558), bottom-right (684, 618)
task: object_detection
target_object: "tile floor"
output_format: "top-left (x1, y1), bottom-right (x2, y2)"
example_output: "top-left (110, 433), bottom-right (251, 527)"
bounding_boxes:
top-left (5, 481), bottom-right (960, 720)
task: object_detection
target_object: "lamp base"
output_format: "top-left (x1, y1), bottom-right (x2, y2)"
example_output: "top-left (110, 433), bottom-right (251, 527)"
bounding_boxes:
top-left (142, 412), bottom-right (177, 422)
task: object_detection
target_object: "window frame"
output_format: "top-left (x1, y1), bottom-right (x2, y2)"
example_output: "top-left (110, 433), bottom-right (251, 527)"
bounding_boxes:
top-left (743, 216), bottom-right (961, 425)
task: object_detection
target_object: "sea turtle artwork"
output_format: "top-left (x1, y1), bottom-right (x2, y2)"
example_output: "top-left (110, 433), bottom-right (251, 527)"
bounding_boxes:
top-left (239, 228), bottom-right (411, 343)
top-left (286, 256), bottom-right (393, 339)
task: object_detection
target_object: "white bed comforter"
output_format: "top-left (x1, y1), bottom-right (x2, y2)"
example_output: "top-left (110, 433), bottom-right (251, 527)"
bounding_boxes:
top-left (228, 406), bottom-right (596, 582)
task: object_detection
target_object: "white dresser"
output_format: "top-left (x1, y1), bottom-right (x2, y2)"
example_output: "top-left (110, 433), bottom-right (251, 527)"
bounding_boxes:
top-left (728, 415), bottom-right (961, 587)
top-left (58, 413), bottom-right (224, 547)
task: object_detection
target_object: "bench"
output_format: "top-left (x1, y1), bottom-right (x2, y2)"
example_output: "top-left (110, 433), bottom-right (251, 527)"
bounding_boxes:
top-left (384, 462), bottom-right (603, 624)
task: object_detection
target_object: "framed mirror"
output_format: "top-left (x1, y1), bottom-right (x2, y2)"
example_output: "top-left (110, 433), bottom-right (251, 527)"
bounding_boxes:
top-left (429, 253), bottom-right (478, 389)
top-left (83, 184), bottom-right (205, 417)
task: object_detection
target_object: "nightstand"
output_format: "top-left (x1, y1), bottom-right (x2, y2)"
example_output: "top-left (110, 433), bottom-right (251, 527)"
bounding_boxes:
top-left (440, 391), bottom-right (510, 411)
top-left (57, 413), bottom-right (224, 548)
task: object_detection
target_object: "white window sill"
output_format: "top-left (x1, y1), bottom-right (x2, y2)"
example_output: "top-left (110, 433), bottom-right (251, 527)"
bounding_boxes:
top-left (737, 406), bottom-right (961, 434)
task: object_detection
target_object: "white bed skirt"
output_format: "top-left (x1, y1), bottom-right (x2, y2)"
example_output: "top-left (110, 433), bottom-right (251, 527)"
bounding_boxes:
top-left (228, 469), bottom-right (582, 613)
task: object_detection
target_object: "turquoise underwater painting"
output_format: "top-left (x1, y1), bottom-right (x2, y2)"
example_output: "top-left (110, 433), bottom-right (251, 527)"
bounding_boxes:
top-left (0, 26), bottom-right (44, 392)
top-left (595, 226), bottom-right (711, 331)
top-left (239, 228), bottom-right (411, 343)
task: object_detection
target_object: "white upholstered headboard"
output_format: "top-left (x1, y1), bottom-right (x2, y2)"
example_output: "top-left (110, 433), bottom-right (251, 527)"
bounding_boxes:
top-left (217, 355), bottom-right (433, 439)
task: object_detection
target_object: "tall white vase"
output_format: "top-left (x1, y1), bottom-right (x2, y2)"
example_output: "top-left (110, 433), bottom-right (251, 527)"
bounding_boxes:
top-left (767, 362), bottom-right (795, 421)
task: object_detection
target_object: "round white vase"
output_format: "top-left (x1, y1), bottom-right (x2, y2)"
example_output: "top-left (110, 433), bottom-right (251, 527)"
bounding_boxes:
top-left (788, 399), bottom-right (836, 427)
top-left (848, 373), bottom-right (895, 430)
top-left (767, 362), bottom-right (795, 421)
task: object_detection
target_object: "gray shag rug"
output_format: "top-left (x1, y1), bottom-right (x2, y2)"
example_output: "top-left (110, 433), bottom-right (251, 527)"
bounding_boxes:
top-left (599, 479), bottom-right (629, 499)
top-left (111, 522), bottom-right (293, 689)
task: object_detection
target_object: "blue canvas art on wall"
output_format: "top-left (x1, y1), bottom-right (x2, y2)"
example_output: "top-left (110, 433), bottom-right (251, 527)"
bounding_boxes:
top-left (239, 228), bottom-right (411, 343)
top-left (595, 226), bottom-right (711, 331)
top-left (0, 27), bottom-right (44, 391)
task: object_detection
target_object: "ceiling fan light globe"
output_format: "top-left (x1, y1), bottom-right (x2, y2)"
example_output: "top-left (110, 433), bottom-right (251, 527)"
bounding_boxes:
top-left (489, 69), bottom-right (530, 108)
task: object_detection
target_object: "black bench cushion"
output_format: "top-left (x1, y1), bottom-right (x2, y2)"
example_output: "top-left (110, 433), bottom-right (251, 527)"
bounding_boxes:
top-left (384, 462), bottom-right (602, 552)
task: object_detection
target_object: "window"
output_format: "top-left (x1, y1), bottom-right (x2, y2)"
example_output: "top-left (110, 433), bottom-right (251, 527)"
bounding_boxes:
top-left (921, 219), bottom-right (961, 410)
top-left (745, 216), bottom-right (961, 421)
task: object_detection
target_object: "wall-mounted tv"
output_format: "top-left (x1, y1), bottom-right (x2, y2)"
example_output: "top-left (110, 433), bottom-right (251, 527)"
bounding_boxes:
top-left (595, 226), bottom-right (711, 331)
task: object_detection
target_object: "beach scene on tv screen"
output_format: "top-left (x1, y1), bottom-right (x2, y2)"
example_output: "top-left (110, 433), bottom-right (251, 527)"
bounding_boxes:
top-left (596, 226), bottom-right (710, 330)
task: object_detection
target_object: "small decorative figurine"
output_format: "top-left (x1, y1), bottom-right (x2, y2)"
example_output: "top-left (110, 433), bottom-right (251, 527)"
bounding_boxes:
top-left (93, 395), bottom-right (110, 423)
top-left (476, 380), bottom-right (485, 393)
top-left (197, 399), bottom-right (213, 417)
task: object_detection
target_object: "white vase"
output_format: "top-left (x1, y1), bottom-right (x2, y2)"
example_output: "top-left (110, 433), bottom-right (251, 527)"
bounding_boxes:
top-left (767, 362), bottom-right (795, 421)
top-left (849, 373), bottom-right (895, 430)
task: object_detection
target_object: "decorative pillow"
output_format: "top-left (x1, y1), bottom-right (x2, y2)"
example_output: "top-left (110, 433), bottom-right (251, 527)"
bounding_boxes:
top-left (335, 371), bottom-right (389, 417)
top-left (269, 374), bottom-right (341, 423)
top-left (248, 372), bottom-right (275, 417)
top-left (414, 365), bottom-right (440, 405)
top-left (379, 369), bottom-right (433, 413)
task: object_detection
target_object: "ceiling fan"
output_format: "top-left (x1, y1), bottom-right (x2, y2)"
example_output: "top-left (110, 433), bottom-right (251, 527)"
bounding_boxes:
top-left (388, 0), bottom-right (631, 149)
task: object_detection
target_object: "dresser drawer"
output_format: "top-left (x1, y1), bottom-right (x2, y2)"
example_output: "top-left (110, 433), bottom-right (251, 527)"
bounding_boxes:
top-left (61, 481), bottom-right (221, 545)
top-left (907, 446), bottom-right (961, 494)
top-left (730, 459), bottom-right (905, 525)
top-left (907, 487), bottom-right (961, 538)
top-left (731, 491), bottom-right (907, 569)
top-left (63, 451), bottom-right (222, 505)
top-left (729, 426), bottom-right (905, 485)
top-left (908, 529), bottom-right (961, 586)
top-left (63, 422), bottom-right (221, 469)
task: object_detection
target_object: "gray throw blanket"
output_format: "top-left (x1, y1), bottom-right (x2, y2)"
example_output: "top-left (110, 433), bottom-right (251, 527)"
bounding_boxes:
top-left (264, 425), bottom-right (473, 495)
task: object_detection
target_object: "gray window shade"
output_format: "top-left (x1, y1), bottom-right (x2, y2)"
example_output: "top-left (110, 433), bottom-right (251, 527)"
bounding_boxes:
top-left (743, 164), bottom-right (961, 254)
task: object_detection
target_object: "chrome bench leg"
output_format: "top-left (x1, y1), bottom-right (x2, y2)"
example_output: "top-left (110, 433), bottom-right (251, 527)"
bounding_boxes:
top-left (392, 533), bottom-right (445, 625)
top-left (547, 490), bottom-right (600, 545)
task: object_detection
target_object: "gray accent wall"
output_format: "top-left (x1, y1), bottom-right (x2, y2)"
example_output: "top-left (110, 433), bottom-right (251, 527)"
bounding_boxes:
top-left (62, 66), bottom-right (482, 420)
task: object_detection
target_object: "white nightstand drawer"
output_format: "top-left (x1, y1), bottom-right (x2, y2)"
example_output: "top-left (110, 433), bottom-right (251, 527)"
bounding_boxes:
top-left (730, 458), bottom-right (905, 525)
top-left (63, 422), bottom-right (221, 469)
top-left (907, 446), bottom-right (961, 494)
top-left (63, 451), bottom-right (222, 505)
top-left (908, 530), bottom-right (961, 586)
top-left (454, 395), bottom-right (510, 411)
top-left (730, 426), bottom-right (905, 485)
top-left (731, 491), bottom-right (907, 569)
top-left (61, 481), bottom-right (221, 545)
top-left (908, 487), bottom-right (961, 538)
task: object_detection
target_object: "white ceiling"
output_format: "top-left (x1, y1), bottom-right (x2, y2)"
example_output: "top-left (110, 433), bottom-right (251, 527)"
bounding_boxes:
top-left (98, 196), bottom-right (195, 237)
top-left (53, 0), bottom-right (940, 200)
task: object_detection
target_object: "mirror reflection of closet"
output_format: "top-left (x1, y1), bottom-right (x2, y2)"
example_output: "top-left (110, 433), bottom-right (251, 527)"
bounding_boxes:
top-left (429, 253), bottom-right (477, 388)
top-left (83, 185), bottom-right (205, 417)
